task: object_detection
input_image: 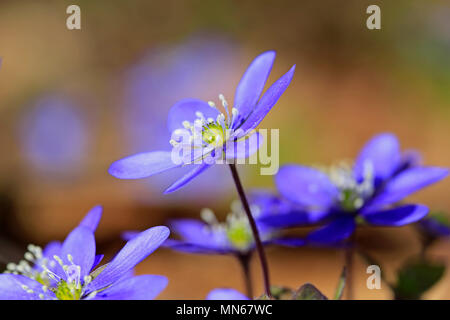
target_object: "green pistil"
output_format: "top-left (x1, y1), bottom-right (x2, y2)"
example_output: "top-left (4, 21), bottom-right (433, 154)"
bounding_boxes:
top-left (226, 221), bottom-right (253, 250)
top-left (202, 123), bottom-right (226, 147)
top-left (54, 280), bottom-right (82, 300)
top-left (34, 273), bottom-right (50, 287)
top-left (341, 189), bottom-right (358, 212)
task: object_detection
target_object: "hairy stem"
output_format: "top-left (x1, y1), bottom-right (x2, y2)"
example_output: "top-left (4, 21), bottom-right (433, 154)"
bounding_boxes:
top-left (228, 164), bottom-right (272, 298)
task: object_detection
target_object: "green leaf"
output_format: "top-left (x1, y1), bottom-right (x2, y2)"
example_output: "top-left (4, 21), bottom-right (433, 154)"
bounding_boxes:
top-left (334, 267), bottom-right (346, 300)
top-left (293, 283), bottom-right (328, 300)
top-left (394, 259), bottom-right (445, 300)
top-left (270, 285), bottom-right (294, 300)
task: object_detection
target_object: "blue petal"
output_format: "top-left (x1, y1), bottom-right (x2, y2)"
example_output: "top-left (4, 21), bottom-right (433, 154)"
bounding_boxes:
top-left (354, 133), bottom-right (401, 183)
top-left (164, 239), bottom-right (233, 254)
top-left (91, 254), bottom-right (104, 271)
top-left (225, 132), bottom-right (262, 160)
top-left (35, 241), bottom-right (61, 274)
top-left (169, 219), bottom-right (210, 243)
top-left (60, 226), bottom-right (96, 279)
top-left (164, 163), bottom-right (211, 194)
top-left (42, 241), bottom-right (61, 260)
top-left (232, 51), bottom-right (276, 126)
top-left (122, 230), bottom-right (140, 241)
top-left (368, 166), bottom-right (449, 208)
top-left (419, 217), bottom-right (450, 237)
top-left (362, 204), bottom-right (429, 226)
top-left (95, 275), bottom-right (168, 300)
top-left (307, 217), bottom-right (356, 244)
top-left (109, 151), bottom-right (180, 179)
top-left (169, 219), bottom-right (230, 247)
top-left (87, 226), bottom-right (169, 292)
top-left (258, 211), bottom-right (321, 228)
top-left (275, 165), bottom-right (338, 209)
top-left (79, 205), bottom-right (102, 232)
top-left (207, 288), bottom-right (250, 300)
top-left (240, 65), bottom-right (295, 132)
top-left (0, 274), bottom-right (53, 300)
top-left (248, 189), bottom-right (283, 210)
top-left (167, 98), bottom-right (219, 133)
top-left (268, 237), bottom-right (306, 247)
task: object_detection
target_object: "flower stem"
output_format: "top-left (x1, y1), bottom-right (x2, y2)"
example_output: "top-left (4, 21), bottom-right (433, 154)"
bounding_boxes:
top-left (228, 163), bottom-right (272, 298)
top-left (345, 232), bottom-right (356, 300)
top-left (237, 253), bottom-right (253, 299)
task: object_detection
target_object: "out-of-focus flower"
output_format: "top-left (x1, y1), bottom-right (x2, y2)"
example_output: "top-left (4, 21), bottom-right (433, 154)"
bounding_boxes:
top-left (418, 212), bottom-right (450, 239)
top-left (19, 94), bottom-right (89, 178)
top-left (120, 36), bottom-right (241, 203)
top-left (0, 206), bottom-right (169, 300)
top-left (109, 50), bottom-right (295, 194)
top-left (207, 288), bottom-right (250, 300)
top-left (124, 195), bottom-right (304, 255)
top-left (261, 133), bottom-right (448, 244)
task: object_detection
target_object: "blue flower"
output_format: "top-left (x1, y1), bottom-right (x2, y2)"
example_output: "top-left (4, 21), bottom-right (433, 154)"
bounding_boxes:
top-left (0, 206), bottom-right (169, 300)
top-left (207, 288), bottom-right (250, 300)
top-left (261, 133), bottom-right (448, 244)
top-left (124, 194), bottom-right (305, 255)
top-left (19, 94), bottom-right (89, 178)
top-left (109, 51), bottom-right (295, 193)
top-left (119, 35), bottom-right (240, 204)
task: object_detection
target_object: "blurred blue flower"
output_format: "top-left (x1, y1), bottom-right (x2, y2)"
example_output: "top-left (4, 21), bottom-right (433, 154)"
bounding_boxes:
top-left (207, 288), bottom-right (249, 300)
top-left (119, 36), bottom-right (241, 203)
top-left (19, 94), bottom-right (89, 178)
top-left (110, 49), bottom-right (295, 193)
top-left (418, 213), bottom-right (450, 239)
top-left (124, 194), bottom-right (304, 256)
top-left (261, 133), bottom-right (448, 244)
top-left (0, 206), bottom-right (169, 300)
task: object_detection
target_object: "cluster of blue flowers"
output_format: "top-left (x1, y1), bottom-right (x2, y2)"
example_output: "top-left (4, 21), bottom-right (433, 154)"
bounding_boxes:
top-left (1, 51), bottom-right (448, 300)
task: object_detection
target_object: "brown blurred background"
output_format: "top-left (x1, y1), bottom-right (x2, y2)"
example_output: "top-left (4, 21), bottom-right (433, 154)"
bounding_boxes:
top-left (0, 0), bottom-right (449, 299)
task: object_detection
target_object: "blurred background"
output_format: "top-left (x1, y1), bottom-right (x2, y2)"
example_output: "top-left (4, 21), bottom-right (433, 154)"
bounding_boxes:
top-left (0, 0), bottom-right (449, 299)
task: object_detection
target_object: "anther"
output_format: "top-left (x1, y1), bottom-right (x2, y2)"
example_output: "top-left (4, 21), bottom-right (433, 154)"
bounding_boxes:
top-left (53, 255), bottom-right (64, 267)
top-left (200, 208), bottom-right (218, 225)
top-left (24, 252), bottom-right (34, 262)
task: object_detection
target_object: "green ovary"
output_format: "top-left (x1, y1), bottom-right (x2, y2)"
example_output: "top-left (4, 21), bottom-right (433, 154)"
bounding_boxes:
top-left (340, 189), bottom-right (363, 212)
top-left (202, 124), bottom-right (226, 147)
top-left (226, 222), bottom-right (253, 250)
top-left (54, 280), bottom-right (82, 300)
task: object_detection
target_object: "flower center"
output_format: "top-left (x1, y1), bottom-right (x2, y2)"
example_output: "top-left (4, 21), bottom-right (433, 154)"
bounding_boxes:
top-left (326, 161), bottom-right (374, 211)
top-left (169, 94), bottom-right (240, 160)
top-left (200, 201), bottom-right (264, 251)
top-left (3, 245), bottom-right (95, 300)
top-left (54, 278), bottom-right (82, 300)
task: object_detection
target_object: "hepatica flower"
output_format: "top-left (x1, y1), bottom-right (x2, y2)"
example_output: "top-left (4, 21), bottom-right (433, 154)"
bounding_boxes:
top-left (109, 51), bottom-right (295, 193)
top-left (0, 206), bottom-right (169, 300)
top-left (125, 197), bottom-right (304, 256)
top-left (120, 35), bottom-right (240, 203)
top-left (263, 133), bottom-right (448, 244)
top-left (19, 94), bottom-right (88, 177)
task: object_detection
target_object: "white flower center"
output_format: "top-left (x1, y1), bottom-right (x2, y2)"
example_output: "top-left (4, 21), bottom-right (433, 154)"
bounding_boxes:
top-left (3, 244), bottom-right (96, 300)
top-left (200, 201), bottom-right (269, 252)
top-left (169, 94), bottom-right (243, 163)
top-left (326, 161), bottom-right (374, 211)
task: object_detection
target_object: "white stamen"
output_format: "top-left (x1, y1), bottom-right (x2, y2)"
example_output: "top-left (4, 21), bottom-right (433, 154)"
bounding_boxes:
top-left (200, 208), bottom-right (218, 225)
